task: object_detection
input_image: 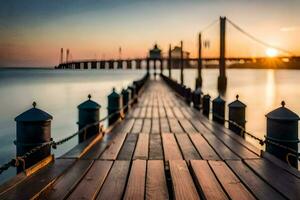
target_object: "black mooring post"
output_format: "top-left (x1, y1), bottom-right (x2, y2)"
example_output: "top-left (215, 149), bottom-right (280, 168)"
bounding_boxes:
top-left (202, 94), bottom-right (211, 117)
top-left (218, 16), bottom-right (227, 91)
top-left (196, 33), bottom-right (203, 89)
top-left (265, 101), bottom-right (299, 168)
top-left (180, 40), bottom-right (184, 85)
top-left (77, 94), bottom-right (101, 143)
top-left (15, 102), bottom-right (53, 173)
top-left (212, 95), bottom-right (225, 124)
top-left (146, 58), bottom-right (150, 75)
top-left (228, 95), bottom-right (246, 137)
top-left (107, 88), bottom-right (121, 126)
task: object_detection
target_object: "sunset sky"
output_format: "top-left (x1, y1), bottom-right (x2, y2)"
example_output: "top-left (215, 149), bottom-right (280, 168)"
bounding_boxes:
top-left (0, 0), bottom-right (300, 67)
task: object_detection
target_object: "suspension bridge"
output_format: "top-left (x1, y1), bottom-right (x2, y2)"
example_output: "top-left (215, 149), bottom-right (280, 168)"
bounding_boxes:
top-left (1, 16), bottom-right (300, 199)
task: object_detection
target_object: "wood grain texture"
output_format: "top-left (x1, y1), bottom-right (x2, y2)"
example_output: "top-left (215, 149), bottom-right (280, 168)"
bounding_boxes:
top-left (162, 133), bottom-right (183, 161)
top-left (169, 160), bottom-right (200, 200)
top-left (67, 161), bottom-right (113, 200)
top-left (133, 134), bottom-right (149, 160)
top-left (175, 134), bottom-right (201, 160)
top-left (149, 134), bottom-right (164, 160)
top-left (117, 134), bottom-right (138, 160)
top-left (123, 160), bottom-right (147, 200)
top-left (146, 160), bottom-right (169, 200)
top-left (190, 160), bottom-right (228, 200)
top-left (188, 133), bottom-right (220, 160)
top-left (209, 160), bottom-right (255, 200)
top-left (96, 161), bottom-right (130, 200)
top-left (142, 118), bottom-right (151, 134)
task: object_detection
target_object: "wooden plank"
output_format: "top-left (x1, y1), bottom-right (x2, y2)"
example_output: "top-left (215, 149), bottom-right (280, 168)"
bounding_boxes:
top-left (172, 107), bottom-right (185, 119)
top-left (123, 160), bottom-right (147, 200)
top-left (209, 160), bottom-right (255, 200)
top-left (82, 119), bottom-right (134, 159)
top-left (152, 107), bottom-right (159, 118)
top-left (139, 107), bottom-right (147, 118)
top-left (133, 134), bottom-right (149, 160)
top-left (117, 134), bottom-right (138, 160)
top-left (149, 134), bottom-right (164, 160)
top-left (168, 119), bottom-right (184, 133)
top-left (202, 122), bottom-right (259, 159)
top-left (190, 160), bottom-right (228, 200)
top-left (179, 119), bottom-right (197, 133)
top-left (146, 160), bottom-right (169, 200)
top-left (202, 134), bottom-right (240, 160)
top-left (67, 161), bottom-right (113, 200)
top-left (159, 106), bottom-right (166, 118)
top-left (165, 107), bottom-right (175, 118)
top-left (132, 107), bottom-right (141, 118)
top-left (169, 160), bottom-right (200, 200)
top-left (96, 161), bottom-right (130, 200)
top-left (0, 159), bottom-right (75, 200)
top-left (151, 119), bottom-right (160, 134)
top-left (146, 106), bottom-right (152, 118)
top-left (226, 160), bottom-right (285, 200)
top-left (261, 151), bottom-right (300, 178)
top-left (131, 119), bottom-right (143, 134)
top-left (160, 118), bottom-right (170, 133)
top-left (100, 132), bottom-right (128, 160)
top-left (188, 133), bottom-right (220, 160)
top-left (162, 134), bottom-right (183, 161)
top-left (141, 118), bottom-right (151, 134)
top-left (44, 160), bottom-right (94, 199)
top-left (175, 134), bottom-right (201, 160)
top-left (245, 158), bottom-right (300, 200)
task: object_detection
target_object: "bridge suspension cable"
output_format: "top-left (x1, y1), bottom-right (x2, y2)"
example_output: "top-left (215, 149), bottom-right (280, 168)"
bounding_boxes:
top-left (199, 19), bottom-right (219, 33)
top-left (226, 18), bottom-right (294, 56)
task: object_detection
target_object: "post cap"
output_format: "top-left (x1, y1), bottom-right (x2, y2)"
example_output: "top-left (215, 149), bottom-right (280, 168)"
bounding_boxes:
top-left (15, 102), bottom-right (53, 122)
top-left (266, 101), bottom-right (299, 121)
top-left (203, 94), bottom-right (211, 98)
top-left (78, 95), bottom-right (101, 109)
top-left (194, 87), bottom-right (203, 95)
top-left (212, 95), bottom-right (225, 103)
top-left (108, 88), bottom-right (120, 98)
top-left (228, 94), bottom-right (246, 108)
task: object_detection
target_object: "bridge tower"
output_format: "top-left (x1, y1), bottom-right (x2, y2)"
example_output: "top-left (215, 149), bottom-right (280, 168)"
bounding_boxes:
top-left (60, 48), bottom-right (64, 64)
top-left (180, 40), bottom-right (184, 85)
top-left (66, 49), bottom-right (70, 63)
top-left (196, 33), bottom-right (203, 89)
top-left (218, 16), bottom-right (227, 91)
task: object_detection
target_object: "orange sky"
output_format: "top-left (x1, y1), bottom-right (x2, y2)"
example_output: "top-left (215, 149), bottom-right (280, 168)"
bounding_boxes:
top-left (1, 0), bottom-right (299, 67)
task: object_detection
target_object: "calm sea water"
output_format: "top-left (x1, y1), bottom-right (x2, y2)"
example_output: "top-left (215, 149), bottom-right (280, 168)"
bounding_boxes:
top-left (0, 68), bottom-right (300, 182)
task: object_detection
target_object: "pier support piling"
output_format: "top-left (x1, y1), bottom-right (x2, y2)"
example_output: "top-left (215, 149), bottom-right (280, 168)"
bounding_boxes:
top-left (218, 16), bottom-right (227, 91)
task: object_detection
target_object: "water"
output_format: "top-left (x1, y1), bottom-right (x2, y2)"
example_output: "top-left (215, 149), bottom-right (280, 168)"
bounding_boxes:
top-left (164, 68), bottom-right (300, 147)
top-left (1, 68), bottom-right (300, 182)
top-left (0, 68), bottom-right (146, 182)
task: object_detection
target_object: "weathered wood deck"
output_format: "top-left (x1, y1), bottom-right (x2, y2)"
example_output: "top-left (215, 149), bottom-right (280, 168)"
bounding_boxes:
top-left (1, 78), bottom-right (300, 200)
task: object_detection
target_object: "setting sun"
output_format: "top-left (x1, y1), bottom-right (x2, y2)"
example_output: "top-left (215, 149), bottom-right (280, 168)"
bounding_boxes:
top-left (266, 48), bottom-right (278, 57)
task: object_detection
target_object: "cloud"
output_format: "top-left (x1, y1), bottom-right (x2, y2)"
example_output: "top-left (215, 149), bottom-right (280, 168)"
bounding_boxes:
top-left (280, 26), bottom-right (300, 32)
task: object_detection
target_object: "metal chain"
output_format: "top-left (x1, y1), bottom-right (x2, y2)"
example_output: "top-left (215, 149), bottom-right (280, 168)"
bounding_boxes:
top-left (0, 78), bottom-right (146, 175)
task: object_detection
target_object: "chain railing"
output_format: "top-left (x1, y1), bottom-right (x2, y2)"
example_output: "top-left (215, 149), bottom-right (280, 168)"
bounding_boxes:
top-left (211, 103), bottom-right (300, 163)
top-left (0, 72), bottom-right (150, 175)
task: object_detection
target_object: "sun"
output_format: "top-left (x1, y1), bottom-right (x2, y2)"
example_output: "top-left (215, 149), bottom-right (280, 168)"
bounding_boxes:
top-left (266, 48), bottom-right (278, 57)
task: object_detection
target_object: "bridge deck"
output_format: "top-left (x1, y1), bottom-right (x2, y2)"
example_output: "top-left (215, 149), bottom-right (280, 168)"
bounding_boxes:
top-left (1, 79), bottom-right (300, 200)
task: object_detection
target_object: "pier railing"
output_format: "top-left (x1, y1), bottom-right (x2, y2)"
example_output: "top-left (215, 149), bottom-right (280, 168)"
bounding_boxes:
top-left (161, 73), bottom-right (300, 168)
top-left (0, 73), bottom-right (149, 175)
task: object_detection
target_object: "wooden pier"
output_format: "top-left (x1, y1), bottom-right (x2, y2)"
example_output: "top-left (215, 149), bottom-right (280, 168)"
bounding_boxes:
top-left (1, 78), bottom-right (300, 200)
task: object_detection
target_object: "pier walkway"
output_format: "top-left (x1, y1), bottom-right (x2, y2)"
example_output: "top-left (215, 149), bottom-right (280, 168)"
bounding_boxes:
top-left (1, 78), bottom-right (300, 200)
